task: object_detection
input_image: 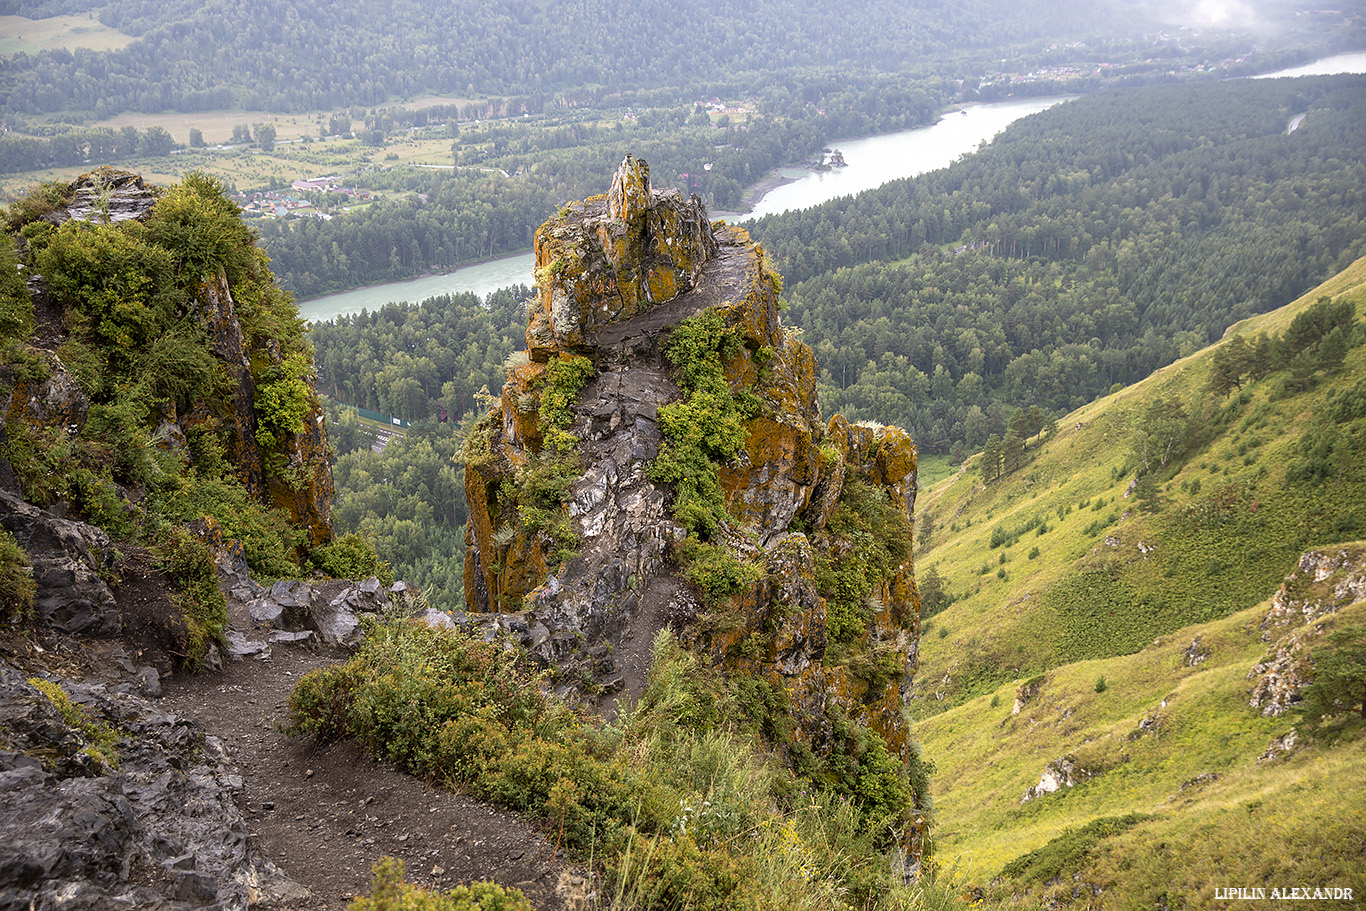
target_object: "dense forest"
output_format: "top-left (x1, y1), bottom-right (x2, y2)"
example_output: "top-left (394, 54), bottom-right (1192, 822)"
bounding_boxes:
top-left (311, 288), bottom-right (529, 606)
top-left (255, 85), bottom-right (946, 296)
top-left (0, 0), bottom-right (1153, 118)
top-left (306, 77), bottom-right (1366, 462)
top-left (311, 287), bottom-right (526, 421)
top-left (753, 76), bottom-right (1366, 454)
top-left (329, 414), bottom-right (470, 611)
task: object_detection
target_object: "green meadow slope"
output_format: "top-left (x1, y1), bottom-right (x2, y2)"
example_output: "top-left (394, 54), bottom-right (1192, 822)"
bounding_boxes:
top-left (911, 256), bottom-right (1366, 905)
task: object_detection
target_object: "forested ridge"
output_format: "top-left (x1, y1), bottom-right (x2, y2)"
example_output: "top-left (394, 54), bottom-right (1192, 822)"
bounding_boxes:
top-left (751, 76), bottom-right (1366, 454)
top-left (0, 0), bottom-right (1146, 118)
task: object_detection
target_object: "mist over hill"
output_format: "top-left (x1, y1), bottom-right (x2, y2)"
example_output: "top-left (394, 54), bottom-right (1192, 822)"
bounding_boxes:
top-left (0, 0), bottom-right (1350, 120)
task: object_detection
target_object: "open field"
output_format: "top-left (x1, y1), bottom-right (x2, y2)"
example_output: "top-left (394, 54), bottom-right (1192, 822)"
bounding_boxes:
top-left (0, 105), bottom-right (616, 197)
top-left (92, 111), bottom-right (325, 147)
top-left (0, 14), bottom-right (134, 55)
top-left (923, 594), bottom-right (1366, 899)
top-left (0, 130), bottom-right (466, 197)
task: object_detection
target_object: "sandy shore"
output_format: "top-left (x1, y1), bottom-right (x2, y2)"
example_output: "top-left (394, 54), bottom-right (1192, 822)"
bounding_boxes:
top-left (712, 171), bottom-right (804, 219)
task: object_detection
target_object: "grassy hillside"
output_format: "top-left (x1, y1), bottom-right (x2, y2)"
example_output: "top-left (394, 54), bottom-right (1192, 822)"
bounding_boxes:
top-left (911, 258), bottom-right (1366, 904)
top-left (923, 591), bottom-right (1365, 903)
top-left (913, 255), bottom-right (1366, 711)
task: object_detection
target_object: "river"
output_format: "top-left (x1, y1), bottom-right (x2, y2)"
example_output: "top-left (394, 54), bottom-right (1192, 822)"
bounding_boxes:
top-left (295, 253), bottom-right (537, 325)
top-left (1253, 51), bottom-right (1366, 79)
top-left (738, 96), bottom-right (1074, 221)
top-left (299, 96), bottom-right (1075, 324)
top-left (298, 52), bottom-right (1365, 325)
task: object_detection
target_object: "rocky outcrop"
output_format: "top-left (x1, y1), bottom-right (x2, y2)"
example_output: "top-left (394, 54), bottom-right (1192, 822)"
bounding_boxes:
top-left (0, 659), bottom-right (308, 910)
top-left (462, 156), bottom-right (924, 864)
top-left (0, 491), bottom-right (120, 638)
top-left (1013, 675), bottom-right (1047, 715)
top-left (41, 166), bottom-right (158, 225)
top-left (1248, 546), bottom-right (1366, 715)
top-left (209, 535), bottom-right (412, 656)
top-left (1021, 755), bottom-right (1092, 803)
top-left (6, 168), bottom-right (334, 548)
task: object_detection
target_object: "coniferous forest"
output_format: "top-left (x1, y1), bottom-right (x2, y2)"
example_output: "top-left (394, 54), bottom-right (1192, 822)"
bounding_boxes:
top-left (309, 77), bottom-right (1366, 460)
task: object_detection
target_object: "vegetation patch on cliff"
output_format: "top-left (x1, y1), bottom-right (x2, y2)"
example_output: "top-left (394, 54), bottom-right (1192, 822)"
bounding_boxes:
top-left (0, 171), bottom-right (358, 666)
top-left (813, 475), bottom-right (912, 643)
top-left (649, 309), bottom-right (762, 601)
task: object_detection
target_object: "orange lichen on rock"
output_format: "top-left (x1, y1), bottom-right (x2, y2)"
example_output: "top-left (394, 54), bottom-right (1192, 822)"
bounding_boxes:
top-left (461, 155), bottom-right (925, 870)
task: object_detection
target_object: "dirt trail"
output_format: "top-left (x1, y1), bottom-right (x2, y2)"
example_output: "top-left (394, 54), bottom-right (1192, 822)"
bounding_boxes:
top-left (160, 645), bottom-right (588, 910)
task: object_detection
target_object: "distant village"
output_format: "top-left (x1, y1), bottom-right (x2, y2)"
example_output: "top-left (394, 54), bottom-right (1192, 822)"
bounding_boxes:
top-left (235, 176), bottom-right (377, 220)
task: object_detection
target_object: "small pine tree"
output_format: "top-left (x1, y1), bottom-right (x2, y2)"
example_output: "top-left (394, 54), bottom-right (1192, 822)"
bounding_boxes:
top-left (1298, 623), bottom-right (1366, 733)
top-left (917, 509), bottom-right (936, 553)
top-left (980, 434), bottom-right (1003, 482)
top-left (1002, 427), bottom-right (1025, 475)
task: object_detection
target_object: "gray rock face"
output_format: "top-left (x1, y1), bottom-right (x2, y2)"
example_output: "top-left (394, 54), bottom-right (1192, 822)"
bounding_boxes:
top-left (1021, 755), bottom-right (1091, 803)
top-left (0, 491), bottom-right (120, 637)
top-left (1249, 547), bottom-right (1366, 716)
top-left (0, 660), bottom-right (308, 909)
top-left (44, 168), bottom-right (158, 225)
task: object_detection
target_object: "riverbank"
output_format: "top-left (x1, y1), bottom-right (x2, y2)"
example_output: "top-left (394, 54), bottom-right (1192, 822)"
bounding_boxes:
top-left (295, 250), bottom-right (535, 306)
top-left (719, 171), bottom-right (803, 219)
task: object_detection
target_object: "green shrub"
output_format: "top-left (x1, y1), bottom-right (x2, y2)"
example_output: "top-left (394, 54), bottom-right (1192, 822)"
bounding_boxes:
top-left (154, 526), bottom-right (228, 669)
top-left (649, 310), bottom-right (749, 540)
top-left (2, 181), bottom-right (67, 232)
top-left (0, 530), bottom-right (36, 623)
top-left (347, 858), bottom-right (532, 911)
top-left (814, 475), bottom-right (912, 641)
top-left (254, 350), bottom-right (314, 451)
top-left (145, 327), bottom-right (218, 406)
top-left (35, 219), bottom-right (178, 382)
top-left (0, 234), bottom-right (34, 343)
top-left (679, 537), bottom-right (763, 605)
top-left (538, 353), bottom-right (595, 452)
top-left (1297, 623), bottom-right (1366, 734)
top-left (511, 450), bottom-right (582, 565)
top-left (999, 814), bottom-right (1149, 885)
top-left (312, 533), bottom-right (394, 585)
top-left (144, 171), bottom-right (256, 285)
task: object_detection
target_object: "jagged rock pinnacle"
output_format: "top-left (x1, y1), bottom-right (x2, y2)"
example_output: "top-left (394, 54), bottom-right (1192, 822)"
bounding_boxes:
top-left (607, 154), bottom-right (651, 223)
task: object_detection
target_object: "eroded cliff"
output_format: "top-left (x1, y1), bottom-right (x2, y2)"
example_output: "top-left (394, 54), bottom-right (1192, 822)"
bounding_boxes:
top-left (462, 156), bottom-right (927, 865)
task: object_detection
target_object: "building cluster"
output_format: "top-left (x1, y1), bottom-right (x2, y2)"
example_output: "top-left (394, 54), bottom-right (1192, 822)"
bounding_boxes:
top-left (235, 177), bottom-right (376, 219)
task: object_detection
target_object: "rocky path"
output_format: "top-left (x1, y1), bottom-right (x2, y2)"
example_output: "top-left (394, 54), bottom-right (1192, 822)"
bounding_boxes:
top-left (161, 645), bottom-right (590, 910)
